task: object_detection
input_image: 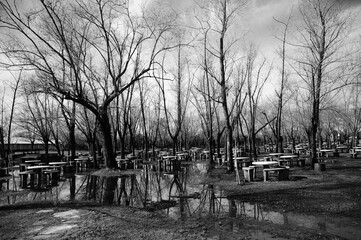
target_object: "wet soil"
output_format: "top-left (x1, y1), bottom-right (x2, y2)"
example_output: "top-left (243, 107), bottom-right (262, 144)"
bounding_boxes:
top-left (1, 155), bottom-right (361, 239)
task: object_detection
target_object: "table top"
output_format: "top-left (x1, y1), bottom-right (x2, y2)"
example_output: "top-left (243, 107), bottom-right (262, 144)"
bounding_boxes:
top-left (279, 155), bottom-right (298, 159)
top-left (252, 161), bottom-right (278, 166)
top-left (116, 158), bottom-right (128, 162)
top-left (131, 159), bottom-right (142, 162)
top-left (74, 158), bottom-right (90, 161)
top-left (269, 153), bottom-right (283, 156)
top-left (177, 153), bottom-right (188, 156)
top-left (234, 157), bottom-right (250, 161)
top-left (24, 160), bottom-right (41, 163)
top-left (49, 162), bottom-right (68, 165)
top-left (21, 155), bottom-right (40, 159)
top-left (27, 165), bottom-right (51, 170)
top-left (162, 156), bottom-right (177, 159)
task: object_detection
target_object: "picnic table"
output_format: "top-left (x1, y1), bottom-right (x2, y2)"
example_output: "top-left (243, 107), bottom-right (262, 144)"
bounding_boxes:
top-left (252, 161), bottom-right (278, 179)
top-left (295, 147), bottom-right (306, 155)
top-left (176, 153), bottom-right (188, 161)
top-left (336, 145), bottom-right (348, 153)
top-left (24, 160), bottom-right (41, 165)
top-left (234, 157), bottom-right (251, 168)
top-left (269, 153), bottom-right (283, 160)
top-left (319, 149), bottom-right (338, 157)
top-left (157, 156), bottom-right (179, 172)
top-left (27, 165), bottom-right (51, 188)
top-left (279, 155), bottom-right (298, 167)
top-left (49, 162), bottom-right (68, 174)
top-left (74, 157), bottom-right (91, 172)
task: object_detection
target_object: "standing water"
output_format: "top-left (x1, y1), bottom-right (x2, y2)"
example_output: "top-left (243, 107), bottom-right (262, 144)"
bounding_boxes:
top-left (1, 161), bottom-right (360, 239)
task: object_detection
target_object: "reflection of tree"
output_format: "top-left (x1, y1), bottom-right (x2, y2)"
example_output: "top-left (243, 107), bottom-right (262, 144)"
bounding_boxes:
top-left (228, 199), bottom-right (236, 217)
top-left (192, 184), bottom-right (224, 216)
top-left (114, 175), bottom-right (144, 207)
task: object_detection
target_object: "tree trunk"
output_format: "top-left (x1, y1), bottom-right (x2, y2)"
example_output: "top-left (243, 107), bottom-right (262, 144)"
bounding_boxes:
top-left (69, 122), bottom-right (76, 160)
top-left (102, 177), bottom-right (118, 205)
top-left (0, 127), bottom-right (4, 158)
top-left (99, 109), bottom-right (117, 169)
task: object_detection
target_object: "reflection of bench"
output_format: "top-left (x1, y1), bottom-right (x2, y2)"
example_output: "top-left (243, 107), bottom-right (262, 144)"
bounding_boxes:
top-left (263, 167), bottom-right (289, 182)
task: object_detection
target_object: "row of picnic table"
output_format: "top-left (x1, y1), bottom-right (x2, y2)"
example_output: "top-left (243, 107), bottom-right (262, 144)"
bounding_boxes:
top-left (233, 153), bottom-right (307, 182)
top-left (17, 154), bottom-right (98, 189)
top-left (19, 160), bottom-right (69, 189)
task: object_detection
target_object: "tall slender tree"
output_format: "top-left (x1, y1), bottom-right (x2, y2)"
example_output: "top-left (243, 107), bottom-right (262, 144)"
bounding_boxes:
top-left (293, 0), bottom-right (351, 167)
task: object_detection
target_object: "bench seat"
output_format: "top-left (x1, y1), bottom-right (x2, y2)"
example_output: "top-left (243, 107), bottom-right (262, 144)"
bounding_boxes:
top-left (263, 167), bottom-right (289, 182)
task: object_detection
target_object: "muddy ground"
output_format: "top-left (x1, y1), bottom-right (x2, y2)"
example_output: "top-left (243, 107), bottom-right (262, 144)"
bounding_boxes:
top-left (1, 154), bottom-right (361, 239)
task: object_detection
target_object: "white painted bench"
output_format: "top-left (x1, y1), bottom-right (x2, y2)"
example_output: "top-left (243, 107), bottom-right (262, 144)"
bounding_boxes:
top-left (263, 167), bottom-right (289, 182)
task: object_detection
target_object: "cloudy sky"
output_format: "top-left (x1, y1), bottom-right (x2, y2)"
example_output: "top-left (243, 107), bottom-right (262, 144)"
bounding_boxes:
top-left (1, 0), bottom-right (361, 100)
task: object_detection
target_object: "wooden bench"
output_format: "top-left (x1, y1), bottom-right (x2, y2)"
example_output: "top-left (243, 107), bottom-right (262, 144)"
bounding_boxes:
top-left (263, 167), bottom-right (289, 182)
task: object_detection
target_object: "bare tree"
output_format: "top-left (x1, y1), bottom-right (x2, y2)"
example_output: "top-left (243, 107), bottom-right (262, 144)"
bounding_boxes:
top-left (273, 12), bottom-right (293, 153)
top-left (339, 85), bottom-right (361, 148)
top-left (0, 87), bottom-right (6, 159)
top-left (195, 0), bottom-right (246, 171)
top-left (6, 70), bottom-right (22, 166)
top-left (156, 45), bottom-right (192, 155)
top-left (20, 89), bottom-right (52, 156)
top-left (292, 0), bottom-right (352, 167)
top-left (242, 45), bottom-right (273, 158)
top-left (0, 0), bottom-right (176, 164)
top-left (0, 0), bottom-right (177, 203)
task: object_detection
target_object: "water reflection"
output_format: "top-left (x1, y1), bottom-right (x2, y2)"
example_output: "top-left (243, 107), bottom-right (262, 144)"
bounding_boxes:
top-left (1, 162), bottom-right (361, 239)
top-left (224, 200), bottom-right (361, 240)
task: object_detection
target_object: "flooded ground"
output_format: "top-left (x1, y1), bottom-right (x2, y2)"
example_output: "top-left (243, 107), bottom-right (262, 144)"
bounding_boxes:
top-left (1, 155), bottom-right (361, 239)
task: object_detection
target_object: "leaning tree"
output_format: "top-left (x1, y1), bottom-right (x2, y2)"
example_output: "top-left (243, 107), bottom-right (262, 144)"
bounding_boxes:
top-left (0, 0), bottom-right (176, 203)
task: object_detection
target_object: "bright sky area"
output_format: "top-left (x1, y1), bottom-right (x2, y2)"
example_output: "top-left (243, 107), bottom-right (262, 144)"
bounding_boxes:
top-left (1, 0), bottom-right (361, 103)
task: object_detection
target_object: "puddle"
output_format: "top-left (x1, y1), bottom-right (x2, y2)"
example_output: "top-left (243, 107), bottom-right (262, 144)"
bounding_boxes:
top-left (53, 209), bottom-right (80, 219)
top-left (2, 162), bottom-right (361, 239)
top-left (40, 224), bottom-right (78, 234)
